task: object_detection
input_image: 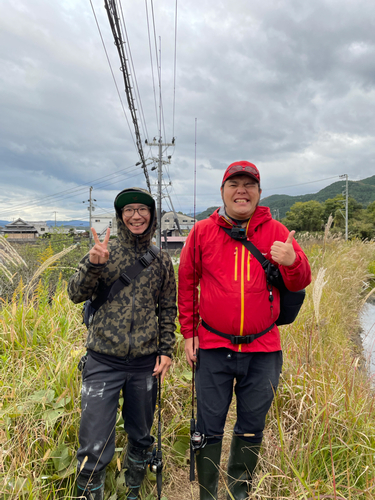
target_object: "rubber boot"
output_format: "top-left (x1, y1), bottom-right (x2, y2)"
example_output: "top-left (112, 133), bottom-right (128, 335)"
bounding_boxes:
top-left (123, 442), bottom-right (154, 499)
top-left (76, 469), bottom-right (106, 500)
top-left (196, 440), bottom-right (222, 500)
top-left (226, 436), bottom-right (261, 500)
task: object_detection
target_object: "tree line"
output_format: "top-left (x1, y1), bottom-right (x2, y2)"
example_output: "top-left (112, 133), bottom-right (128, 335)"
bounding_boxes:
top-left (282, 194), bottom-right (375, 238)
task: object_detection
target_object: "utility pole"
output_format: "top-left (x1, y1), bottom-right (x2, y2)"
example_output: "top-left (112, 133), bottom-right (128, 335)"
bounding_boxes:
top-left (147, 37), bottom-right (175, 248)
top-left (83, 187), bottom-right (96, 247)
top-left (89, 186), bottom-right (93, 246)
top-left (149, 139), bottom-right (174, 248)
top-left (339, 174), bottom-right (348, 241)
top-left (53, 211), bottom-right (57, 227)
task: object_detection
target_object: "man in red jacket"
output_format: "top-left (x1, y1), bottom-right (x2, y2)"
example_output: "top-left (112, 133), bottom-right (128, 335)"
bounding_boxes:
top-left (178, 161), bottom-right (311, 500)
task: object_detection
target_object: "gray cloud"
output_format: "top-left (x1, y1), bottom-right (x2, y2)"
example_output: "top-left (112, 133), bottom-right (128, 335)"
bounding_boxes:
top-left (1, 0), bottom-right (374, 221)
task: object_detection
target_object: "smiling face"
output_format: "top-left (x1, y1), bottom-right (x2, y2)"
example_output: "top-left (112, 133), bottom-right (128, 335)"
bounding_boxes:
top-left (122, 203), bottom-right (151, 234)
top-left (221, 174), bottom-right (261, 220)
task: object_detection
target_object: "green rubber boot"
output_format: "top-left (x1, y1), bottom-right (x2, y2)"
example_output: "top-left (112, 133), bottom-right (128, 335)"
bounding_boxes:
top-left (123, 442), bottom-right (154, 499)
top-left (196, 440), bottom-right (222, 500)
top-left (76, 469), bottom-right (106, 500)
top-left (226, 436), bottom-right (261, 500)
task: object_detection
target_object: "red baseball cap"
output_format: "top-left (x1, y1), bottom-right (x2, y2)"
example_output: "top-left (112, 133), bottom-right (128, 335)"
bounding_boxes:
top-left (222, 161), bottom-right (260, 186)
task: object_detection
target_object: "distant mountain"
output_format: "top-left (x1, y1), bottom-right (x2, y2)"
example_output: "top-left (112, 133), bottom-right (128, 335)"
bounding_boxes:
top-left (196, 206), bottom-right (220, 221)
top-left (260, 175), bottom-right (375, 219)
top-left (45, 220), bottom-right (90, 228)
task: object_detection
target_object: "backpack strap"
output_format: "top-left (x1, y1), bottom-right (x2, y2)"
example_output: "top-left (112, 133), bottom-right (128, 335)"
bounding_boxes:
top-left (221, 225), bottom-right (282, 318)
top-left (222, 227), bottom-right (267, 267)
top-left (91, 245), bottom-right (160, 310)
top-left (221, 226), bottom-right (284, 287)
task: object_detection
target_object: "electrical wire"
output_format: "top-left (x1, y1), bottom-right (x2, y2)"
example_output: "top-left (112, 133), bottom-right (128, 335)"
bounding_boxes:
top-left (2, 3), bottom-right (180, 222)
top-left (118, 0), bottom-right (150, 145)
top-left (262, 175), bottom-right (344, 192)
top-left (145, 0), bottom-right (159, 132)
top-left (104, 0), bottom-right (151, 190)
top-left (0, 163), bottom-right (143, 217)
top-left (89, 0), bottom-right (137, 152)
top-left (150, 3), bottom-right (167, 143)
top-left (172, 0), bottom-right (178, 138)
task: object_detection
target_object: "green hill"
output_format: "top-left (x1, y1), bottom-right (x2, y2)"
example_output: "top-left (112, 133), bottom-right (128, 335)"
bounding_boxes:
top-left (196, 206), bottom-right (220, 221)
top-left (260, 175), bottom-right (375, 219)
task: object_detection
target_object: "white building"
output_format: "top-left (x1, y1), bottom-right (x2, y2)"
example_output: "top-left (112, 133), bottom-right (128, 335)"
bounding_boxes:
top-left (92, 215), bottom-right (117, 237)
top-left (28, 221), bottom-right (50, 236)
top-left (161, 211), bottom-right (196, 236)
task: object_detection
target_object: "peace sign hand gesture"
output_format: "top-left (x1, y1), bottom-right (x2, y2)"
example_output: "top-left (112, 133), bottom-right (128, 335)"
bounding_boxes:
top-left (89, 227), bottom-right (111, 264)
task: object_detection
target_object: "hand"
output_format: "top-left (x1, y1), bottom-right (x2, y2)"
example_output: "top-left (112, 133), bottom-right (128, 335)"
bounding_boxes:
top-left (89, 227), bottom-right (111, 264)
top-left (270, 230), bottom-right (296, 267)
top-left (184, 337), bottom-right (199, 368)
top-left (153, 355), bottom-right (172, 384)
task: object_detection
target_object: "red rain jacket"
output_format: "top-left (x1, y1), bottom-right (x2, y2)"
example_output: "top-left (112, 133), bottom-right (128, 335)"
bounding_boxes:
top-left (178, 206), bottom-right (311, 352)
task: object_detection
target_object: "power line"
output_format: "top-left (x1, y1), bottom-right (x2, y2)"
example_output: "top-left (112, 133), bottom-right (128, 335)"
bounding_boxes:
top-left (150, 2), bottom-right (167, 143)
top-left (118, 0), bottom-right (151, 145)
top-left (145, 0), bottom-right (159, 132)
top-left (104, 0), bottom-right (151, 191)
top-left (172, 0), bottom-right (178, 138)
top-left (0, 163), bottom-right (143, 216)
top-left (0, 164), bottom-right (149, 219)
top-left (89, 0), bottom-right (137, 152)
top-left (262, 175), bottom-right (343, 192)
top-left (0, 185), bottom-right (89, 217)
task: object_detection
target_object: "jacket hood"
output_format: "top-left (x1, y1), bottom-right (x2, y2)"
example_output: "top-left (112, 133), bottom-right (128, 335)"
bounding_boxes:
top-left (114, 187), bottom-right (157, 248)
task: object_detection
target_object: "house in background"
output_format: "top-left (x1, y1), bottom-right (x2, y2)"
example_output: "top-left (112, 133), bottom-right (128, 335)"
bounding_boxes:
top-left (161, 235), bottom-right (186, 251)
top-left (28, 221), bottom-right (50, 236)
top-left (92, 215), bottom-right (117, 237)
top-left (2, 218), bottom-right (41, 240)
top-left (161, 211), bottom-right (195, 236)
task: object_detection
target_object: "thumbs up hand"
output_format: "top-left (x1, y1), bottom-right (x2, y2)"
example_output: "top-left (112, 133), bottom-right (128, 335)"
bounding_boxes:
top-left (270, 230), bottom-right (296, 267)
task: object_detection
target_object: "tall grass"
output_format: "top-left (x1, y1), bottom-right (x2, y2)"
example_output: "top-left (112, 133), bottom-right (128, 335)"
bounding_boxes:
top-left (1, 236), bottom-right (375, 499)
top-left (258, 236), bottom-right (375, 500)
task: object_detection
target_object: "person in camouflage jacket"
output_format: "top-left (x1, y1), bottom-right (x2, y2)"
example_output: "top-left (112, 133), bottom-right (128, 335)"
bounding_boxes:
top-left (68, 187), bottom-right (176, 500)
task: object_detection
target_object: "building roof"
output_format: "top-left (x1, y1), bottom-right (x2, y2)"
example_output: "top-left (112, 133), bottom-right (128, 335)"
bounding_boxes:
top-left (162, 236), bottom-right (187, 242)
top-left (4, 218), bottom-right (38, 233)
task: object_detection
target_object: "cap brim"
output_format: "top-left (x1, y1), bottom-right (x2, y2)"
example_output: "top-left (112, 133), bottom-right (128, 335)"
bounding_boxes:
top-left (115, 191), bottom-right (155, 210)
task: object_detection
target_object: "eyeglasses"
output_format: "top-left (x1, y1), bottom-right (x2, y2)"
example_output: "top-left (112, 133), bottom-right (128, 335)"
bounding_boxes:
top-left (122, 206), bottom-right (150, 217)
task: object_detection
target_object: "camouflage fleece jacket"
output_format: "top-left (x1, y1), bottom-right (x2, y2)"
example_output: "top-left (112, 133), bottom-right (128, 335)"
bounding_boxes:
top-left (68, 188), bottom-right (176, 359)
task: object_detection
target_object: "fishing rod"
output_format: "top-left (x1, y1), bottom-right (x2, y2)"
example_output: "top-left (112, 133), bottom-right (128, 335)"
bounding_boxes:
top-left (148, 238), bottom-right (163, 500)
top-left (189, 119), bottom-right (207, 481)
top-left (149, 272), bottom-right (163, 498)
top-left (149, 363), bottom-right (163, 499)
top-left (149, 172), bottom-right (164, 499)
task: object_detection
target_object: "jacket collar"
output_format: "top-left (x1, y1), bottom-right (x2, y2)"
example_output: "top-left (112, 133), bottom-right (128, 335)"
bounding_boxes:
top-left (214, 205), bottom-right (272, 238)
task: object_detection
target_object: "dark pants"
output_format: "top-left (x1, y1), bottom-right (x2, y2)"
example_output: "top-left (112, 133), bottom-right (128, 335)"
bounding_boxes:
top-left (77, 355), bottom-right (157, 474)
top-left (195, 348), bottom-right (283, 443)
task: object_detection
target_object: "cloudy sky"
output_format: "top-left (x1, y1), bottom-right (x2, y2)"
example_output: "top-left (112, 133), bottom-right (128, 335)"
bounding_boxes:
top-left (1, 0), bottom-right (374, 222)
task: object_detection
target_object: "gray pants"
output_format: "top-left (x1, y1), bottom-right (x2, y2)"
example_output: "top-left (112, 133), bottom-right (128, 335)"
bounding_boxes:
top-left (77, 354), bottom-right (157, 474)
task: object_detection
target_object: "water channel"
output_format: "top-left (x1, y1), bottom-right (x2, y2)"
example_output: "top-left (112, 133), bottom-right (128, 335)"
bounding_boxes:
top-left (360, 299), bottom-right (375, 379)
